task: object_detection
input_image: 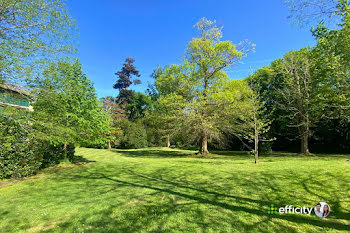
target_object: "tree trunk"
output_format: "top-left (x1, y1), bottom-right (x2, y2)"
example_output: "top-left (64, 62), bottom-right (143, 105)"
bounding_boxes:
top-left (63, 115), bottom-right (68, 159)
top-left (108, 140), bottom-right (111, 150)
top-left (166, 135), bottom-right (170, 148)
top-left (254, 118), bottom-right (259, 164)
top-left (200, 134), bottom-right (209, 155)
top-left (63, 143), bottom-right (67, 159)
top-left (300, 127), bottom-right (310, 154)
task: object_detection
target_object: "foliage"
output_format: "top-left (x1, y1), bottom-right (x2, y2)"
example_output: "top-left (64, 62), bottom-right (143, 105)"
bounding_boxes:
top-left (0, 0), bottom-right (77, 82)
top-left (247, 3), bottom-right (350, 153)
top-left (0, 114), bottom-right (74, 179)
top-left (113, 57), bottom-right (141, 111)
top-left (117, 119), bottom-right (148, 149)
top-left (31, 59), bottom-right (112, 149)
top-left (155, 18), bottom-right (255, 154)
top-left (126, 92), bottom-right (153, 121)
top-left (311, 2), bottom-right (350, 121)
top-left (0, 114), bottom-right (40, 178)
top-left (248, 45), bottom-right (350, 153)
top-left (100, 96), bottom-right (127, 123)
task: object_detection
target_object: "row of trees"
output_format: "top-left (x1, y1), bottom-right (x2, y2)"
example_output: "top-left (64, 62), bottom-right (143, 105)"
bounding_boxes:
top-left (104, 1), bottom-right (350, 158)
top-left (1, 0), bottom-right (349, 179)
top-left (103, 18), bottom-right (269, 163)
top-left (249, 0), bottom-right (350, 153)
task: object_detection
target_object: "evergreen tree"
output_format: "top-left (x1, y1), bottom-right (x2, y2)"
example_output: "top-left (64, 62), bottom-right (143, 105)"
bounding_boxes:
top-left (113, 57), bottom-right (141, 108)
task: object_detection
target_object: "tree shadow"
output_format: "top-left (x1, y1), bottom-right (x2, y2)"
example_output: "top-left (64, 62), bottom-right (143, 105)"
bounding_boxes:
top-left (53, 165), bottom-right (350, 232)
top-left (3, 148), bottom-right (349, 232)
top-left (210, 150), bottom-right (251, 157)
top-left (113, 149), bottom-right (196, 158)
top-left (71, 155), bottom-right (96, 164)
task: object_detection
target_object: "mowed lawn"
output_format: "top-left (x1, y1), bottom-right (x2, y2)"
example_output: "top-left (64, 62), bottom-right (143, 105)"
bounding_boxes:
top-left (1, 148), bottom-right (349, 233)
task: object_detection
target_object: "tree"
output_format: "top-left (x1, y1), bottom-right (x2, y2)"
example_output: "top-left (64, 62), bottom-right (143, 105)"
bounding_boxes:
top-left (117, 119), bottom-right (147, 149)
top-left (100, 96), bottom-right (127, 123)
top-left (247, 62), bottom-right (299, 152)
top-left (311, 2), bottom-right (350, 121)
top-left (249, 48), bottom-right (335, 154)
top-left (246, 93), bottom-right (272, 163)
top-left (113, 57), bottom-right (141, 112)
top-left (156, 18), bottom-right (253, 155)
top-left (144, 96), bottom-right (179, 148)
top-left (0, 0), bottom-right (76, 82)
top-left (126, 92), bottom-right (153, 121)
top-left (100, 96), bottom-right (125, 149)
top-left (278, 50), bottom-right (316, 154)
top-left (32, 59), bottom-right (112, 156)
top-left (286, 0), bottom-right (348, 27)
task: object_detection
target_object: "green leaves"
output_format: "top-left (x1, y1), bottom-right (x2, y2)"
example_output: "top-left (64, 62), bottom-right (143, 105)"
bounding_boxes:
top-left (152, 18), bottom-right (257, 151)
top-left (32, 59), bottom-right (112, 147)
top-left (0, 0), bottom-right (77, 82)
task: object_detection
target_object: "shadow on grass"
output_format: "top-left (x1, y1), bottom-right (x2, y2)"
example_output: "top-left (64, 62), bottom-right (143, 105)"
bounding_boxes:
top-left (113, 149), bottom-right (196, 158)
top-left (115, 148), bottom-right (253, 160)
top-left (4, 148), bottom-right (349, 232)
top-left (113, 148), bottom-right (350, 161)
top-left (71, 155), bottom-right (96, 164)
top-left (51, 164), bottom-right (350, 232)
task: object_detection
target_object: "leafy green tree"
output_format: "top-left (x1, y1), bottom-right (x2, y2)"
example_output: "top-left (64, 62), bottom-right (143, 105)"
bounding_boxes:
top-left (32, 59), bottom-right (112, 156)
top-left (156, 18), bottom-right (254, 155)
top-left (144, 97), bottom-right (179, 147)
top-left (126, 92), bottom-right (153, 121)
top-left (0, 0), bottom-right (76, 82)
top-left (246, 92), bottom-right (272, 163)
top-left (100, 96), bottom-right (124, 149)
top-left (278, 49), bottom-right (317, 154)
top-left (311, 2), bottom-right (350, 121)
top-left (250, 49), bottom-right (322, 154)
top-left (117, 119), bottom-right (147, 149)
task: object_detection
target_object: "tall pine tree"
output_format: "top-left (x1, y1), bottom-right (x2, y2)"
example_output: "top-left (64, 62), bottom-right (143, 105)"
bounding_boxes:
top-left (113, 57), bottom-right (141, 107)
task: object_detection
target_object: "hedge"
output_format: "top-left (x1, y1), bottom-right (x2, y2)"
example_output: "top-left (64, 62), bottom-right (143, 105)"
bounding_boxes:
top-left (0, 115), bottom-right (74, 179)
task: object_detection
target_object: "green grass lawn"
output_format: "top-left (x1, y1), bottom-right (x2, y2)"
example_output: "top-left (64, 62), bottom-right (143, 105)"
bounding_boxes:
top-left (1, 147), bottom-right (349, 232)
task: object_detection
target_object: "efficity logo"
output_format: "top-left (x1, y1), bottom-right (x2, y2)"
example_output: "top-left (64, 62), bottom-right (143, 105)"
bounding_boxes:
top-left (267, 204), bottom-right (314, 215)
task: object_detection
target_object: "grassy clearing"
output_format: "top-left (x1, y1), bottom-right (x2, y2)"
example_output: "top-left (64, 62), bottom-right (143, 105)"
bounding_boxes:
top-left (0, 147), bottom-right (349, 232)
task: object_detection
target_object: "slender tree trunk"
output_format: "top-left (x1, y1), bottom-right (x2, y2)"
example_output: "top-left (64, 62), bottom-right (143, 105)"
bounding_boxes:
top-left (254, 137), bottom-right (258, 164)
top-left (166, 135), bottom-right (170, 148)
top-left (63, 143), bottom-right (67, 159)
top-left (254, 116), bottom-right (259, 164)
top-left (63, 115), bottom-right (68, 159)
top-left (200, 134), bottom-right (209, 155)
top-left (300, 126), bottom-right (310, 154)
top-left (108, 140), bottom-right (112, 150)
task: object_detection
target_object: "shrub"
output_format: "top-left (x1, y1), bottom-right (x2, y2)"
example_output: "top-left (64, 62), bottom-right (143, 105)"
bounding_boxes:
top-left (0, 116), bottom-right (41, 178)
top-left (118, 120), bottom-right (148, 149)
top-left (0, 115), bottom-right (75, 179)
top-left (36, 142), bottom-right (75, 168)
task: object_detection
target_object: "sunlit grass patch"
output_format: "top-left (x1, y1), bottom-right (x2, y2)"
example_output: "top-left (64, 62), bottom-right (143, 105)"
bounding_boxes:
top-left (0, 147), bottom-right (349, 232)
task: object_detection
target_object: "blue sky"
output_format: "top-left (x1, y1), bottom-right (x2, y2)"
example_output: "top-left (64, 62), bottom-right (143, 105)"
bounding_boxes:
top-left (66, 0), bottom-right (316, 98)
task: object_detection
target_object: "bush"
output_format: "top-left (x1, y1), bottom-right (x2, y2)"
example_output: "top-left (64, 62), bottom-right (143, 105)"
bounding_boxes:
top-left (0, 116), bottom-right (40, 178)
top-left (0, 115), bottom-right (75, 179)
top-left (118, 120), bottom-right (148, 149)
top-left (36, 142), bottom-right (75, 168)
